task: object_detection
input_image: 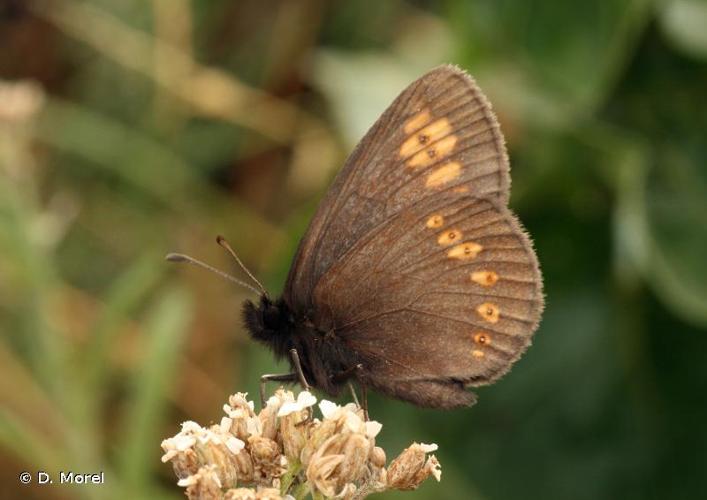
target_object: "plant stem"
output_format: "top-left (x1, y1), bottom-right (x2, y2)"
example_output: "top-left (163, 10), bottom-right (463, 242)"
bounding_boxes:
top-left (280, 459), bottom-right (302, 496)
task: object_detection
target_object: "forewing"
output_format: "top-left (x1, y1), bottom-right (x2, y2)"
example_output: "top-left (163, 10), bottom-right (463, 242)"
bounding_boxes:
top-left (284, 65), bottom-right (510, 315)
top-left (314, 194), bottom-right (543, 387)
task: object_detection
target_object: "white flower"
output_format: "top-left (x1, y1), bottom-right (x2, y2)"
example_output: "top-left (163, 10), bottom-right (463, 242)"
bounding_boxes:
top-left (162, 388), bottom-right (443, 497)
top-left (182, 421), bottom-right (203, 433)
top-left (342, 411), bottom-right (364, 433)
top-left (246, 416), bottom-right (262, 436)
top-left (220, 416), bottom-right (233, 432)
top-left (319, 399), bottom-right (339, 419)
top-left (223, 405), bottom-right (248, 419)
top-left (418, 443), bottom-right (438, 453)
top-left (225, 436), bottom-right (246, 455)
top-left (365, 421), bottom-right (383, 439)
top-left (160, 421), bottom-right (206, 462)
top-left (277, 390), bottom-right (317, 417)
top-left (177, 475), bottom-right (198, 487)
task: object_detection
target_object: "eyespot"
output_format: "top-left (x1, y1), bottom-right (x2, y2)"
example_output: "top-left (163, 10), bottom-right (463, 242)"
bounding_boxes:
top-left (426, 215), bottom-right (444, 228)
top-left (471, 270), bottom-right (498, 287)
top-left (473, 332), bottom-right (491, 345)
top-left (400, 117), bottom-right (457, 168)
top-left (476, 302), bottom-right (500, 323)
top-left (438, 229), bottom-right (462, 246)
top-left (447, 242), bottom-right (483, 259)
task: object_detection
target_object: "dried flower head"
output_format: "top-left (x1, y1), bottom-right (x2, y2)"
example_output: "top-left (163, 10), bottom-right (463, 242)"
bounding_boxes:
top-left (161, 389), bottom-right (442, 499)
top-left (278, 390), bottom-right (316, 460)
top-left (223, 486), bottom-right (288, 500)
top-left (179, 465), bottom-right (224, 500)
top-left (249, 435), bottom-right (287, 485)
top-left (223, 392), bottom-right (257, 441)
top-left (387, 442), bottom-right (442, 491)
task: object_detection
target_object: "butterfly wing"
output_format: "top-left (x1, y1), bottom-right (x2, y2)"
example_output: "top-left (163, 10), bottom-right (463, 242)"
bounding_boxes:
top-left (312, 193), bottom-right (543, 408)
top-left (284, 65), bottom-right (511, 316)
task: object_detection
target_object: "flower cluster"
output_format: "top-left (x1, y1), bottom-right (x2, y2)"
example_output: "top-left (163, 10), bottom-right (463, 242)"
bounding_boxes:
top-left (161, 389), bottom-right (441, 499)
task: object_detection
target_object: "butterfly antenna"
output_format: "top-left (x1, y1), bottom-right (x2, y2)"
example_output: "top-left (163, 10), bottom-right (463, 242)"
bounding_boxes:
top-left (216, 235), bottom-right (268, 296)
top-left (165, 252), bottom-right (262, 296)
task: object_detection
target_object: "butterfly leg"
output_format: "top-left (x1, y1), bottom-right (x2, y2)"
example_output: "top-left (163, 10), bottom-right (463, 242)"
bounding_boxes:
top-left (334, 364), bottom-right (369, 420)
top-left (289, 348), bottom-right (313, 423)
top-left (348, 382), bottom-right (360, 406)
top-left (360, 382), bottom-right (369, 421)
top-left (289, 348), bottom-right (311, 391)
top-left (259, 372), bottom-right (297, 407)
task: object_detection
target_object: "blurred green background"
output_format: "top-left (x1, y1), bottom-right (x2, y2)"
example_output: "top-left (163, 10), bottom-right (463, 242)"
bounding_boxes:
top-left (2, 0), bottom-right (707, 499)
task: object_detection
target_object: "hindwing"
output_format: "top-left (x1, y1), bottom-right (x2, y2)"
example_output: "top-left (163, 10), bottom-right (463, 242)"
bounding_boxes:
top-left (313, 194), bottom-right (543, 403)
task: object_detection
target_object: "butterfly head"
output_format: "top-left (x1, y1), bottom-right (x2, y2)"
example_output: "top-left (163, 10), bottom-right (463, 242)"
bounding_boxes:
top-left (242, 295), bottom-right (294, 357)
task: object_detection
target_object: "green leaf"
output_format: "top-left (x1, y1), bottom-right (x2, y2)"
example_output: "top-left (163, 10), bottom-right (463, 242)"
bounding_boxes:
top-left (118, 287), bottom-right (192, 490)
top-left (645, 152), bottom-right (707, 325)
top-left (84, 253), bottom-right (165, 401)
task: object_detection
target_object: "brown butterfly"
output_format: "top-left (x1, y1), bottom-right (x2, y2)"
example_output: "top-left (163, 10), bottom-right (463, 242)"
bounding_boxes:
top-left (171, 65), bottom-right (543, 410)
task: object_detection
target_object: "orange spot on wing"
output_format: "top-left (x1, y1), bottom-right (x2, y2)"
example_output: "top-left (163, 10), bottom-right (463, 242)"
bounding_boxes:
top-left (400, 118), bottom-right (455, 162)
top-left (426, 162), bottom-right (461, 187)
top-left (407, 135), bottom-right (458, 168)
top-left (426, 215), bottom-right (444, 228)
top-left (473, 332), bottom-right (491, 345)
top-left (447, 242), bottom-right (483, 259)
top-left (472, 349), bottom-right (485, 358)
top-left (404, 110), bottom-right (432, 134)
top-left (476, 302), bottom-right (500, 324)
top-left (471, 270), bottom-right (499, 287)
top-left (437, 229), bottom-right (462, 246)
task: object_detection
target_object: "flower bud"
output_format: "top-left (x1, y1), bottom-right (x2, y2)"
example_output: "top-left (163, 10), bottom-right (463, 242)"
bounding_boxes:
top-left (257, 393), bottom-right (284, 440)
top-left (232, 441), bottom-right (255, 484)
top-left (306, 431), bottom-right (372, 498)
top-left (338, 433), bottom-right (371, 485)
top-left (179, 465), bottom-right (223, 500)
top-left (249, 436), bottom-right (287, 484)
top-left (254, 487), bottom-right (285, 499)
top-left (161, 420), bottom-right (249, 489)
top-left (387, 442), bottom-right (442, 491)
top-left (162, 428), bottom-right (201, 479)
top-left (223, 393), bottom-right (257, 441)
top-left (370, 446), bottom-right (386, 469)
top-left (300, 416), bottom-right (337, 466)
top-left (278, 391), bottom-right (316, 460)
top-left (306, 449), bottom-right (345, 498)
top-left (224, 487), bottom-right (255, 500)
top-left (223, 486), bottom-right (286, 500)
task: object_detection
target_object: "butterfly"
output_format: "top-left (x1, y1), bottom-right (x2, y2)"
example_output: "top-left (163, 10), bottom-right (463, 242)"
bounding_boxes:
top-left (236, 64), bottom-right (544, 410)
top-left (171, 65), bottom-right (543, 410)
